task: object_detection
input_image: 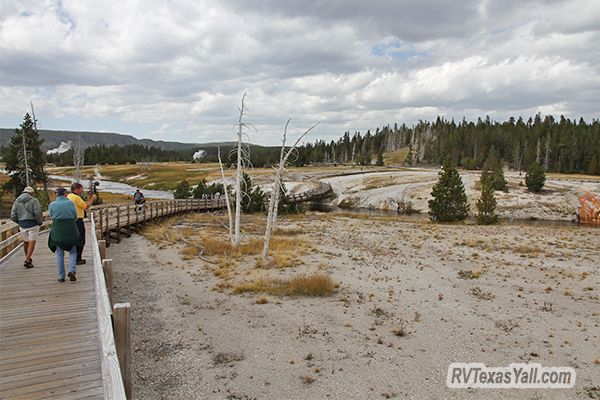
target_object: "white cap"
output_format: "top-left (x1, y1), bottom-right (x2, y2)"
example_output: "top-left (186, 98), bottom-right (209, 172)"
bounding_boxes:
top-left (23, 186), bottom-right (34, 194)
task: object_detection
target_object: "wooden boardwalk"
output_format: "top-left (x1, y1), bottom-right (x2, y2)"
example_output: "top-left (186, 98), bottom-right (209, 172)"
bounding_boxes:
top-left (0, 192), bottom-right (327, 399)
top-left (0, 199), bottom-right (228, 399)
top-left (0, 225), bottom-right (105, 399)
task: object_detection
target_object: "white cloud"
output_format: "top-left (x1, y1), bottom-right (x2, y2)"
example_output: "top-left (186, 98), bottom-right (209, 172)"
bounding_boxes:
top-left (0, 0), bottom-right (598, 144)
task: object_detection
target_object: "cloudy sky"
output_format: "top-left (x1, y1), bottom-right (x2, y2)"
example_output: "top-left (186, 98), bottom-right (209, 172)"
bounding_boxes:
top-left (1, 0), bottom-right (599, 145)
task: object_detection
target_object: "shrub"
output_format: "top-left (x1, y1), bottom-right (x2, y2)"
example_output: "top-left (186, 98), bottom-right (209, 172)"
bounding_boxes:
top-left (429, 156), bottom-right (469, 222)
top-left (525, 162), bottom-right (546, 192)
top-left (233, 273), bottom-right (335, 297)
top-left (476, 178), bottom-right (498, 225)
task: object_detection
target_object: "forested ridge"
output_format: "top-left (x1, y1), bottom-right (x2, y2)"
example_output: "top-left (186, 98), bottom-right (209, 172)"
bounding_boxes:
top-left (297, 114), bottom-right (599, 175)
top-left (2, 114), bottom-right (598, 175)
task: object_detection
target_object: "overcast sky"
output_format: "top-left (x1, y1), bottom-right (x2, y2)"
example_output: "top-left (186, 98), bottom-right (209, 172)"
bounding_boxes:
top-left (1, 0), bottom-right (599, 145)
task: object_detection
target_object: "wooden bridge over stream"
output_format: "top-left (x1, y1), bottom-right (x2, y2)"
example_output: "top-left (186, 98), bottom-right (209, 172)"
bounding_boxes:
top-left (0, 184), bottom-right (332, 399)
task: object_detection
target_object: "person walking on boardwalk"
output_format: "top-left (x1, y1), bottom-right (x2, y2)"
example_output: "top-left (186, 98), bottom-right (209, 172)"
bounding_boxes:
top-left (48, 187), bottom-right (80, 282)
top-left (133, 188), bottom-right (145, 210)
top-left (67, 183), bottom-right (96, 265)
top-left (10, 186), bottom-right (43, 268)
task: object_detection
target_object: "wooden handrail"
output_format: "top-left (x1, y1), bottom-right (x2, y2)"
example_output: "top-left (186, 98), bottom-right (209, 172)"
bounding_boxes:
top-left (1, 198), bottom-right (227, 262)
top-left (90, 215), bottom-right (127, 399)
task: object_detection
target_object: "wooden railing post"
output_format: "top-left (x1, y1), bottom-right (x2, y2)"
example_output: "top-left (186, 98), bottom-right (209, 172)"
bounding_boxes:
top-left (113, 303), bottom-right (132, 400)
top-left (105, 208), bottom-right (109, 239)
top-left (98, 208), bottom-right (104, 237)
top-left (116, 206), bottom-right (121, 241)
top-left (126, 205), bottom-right (131, 235)
top-left (98, 240), bottom-right (106, 261)
top-left (143, 202), bottom-right (147, 222)
top-left (102, 259), bottom-right (114, 306)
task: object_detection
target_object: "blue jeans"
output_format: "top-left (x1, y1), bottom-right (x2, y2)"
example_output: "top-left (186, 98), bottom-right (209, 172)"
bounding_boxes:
top-left (56, 247), bottom-right (77, 279)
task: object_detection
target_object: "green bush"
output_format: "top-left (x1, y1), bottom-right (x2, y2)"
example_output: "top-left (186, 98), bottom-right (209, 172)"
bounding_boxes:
top-left (525, 162), bottom-right (546, 192)
top-left (428, 156), bottom-right (469, 222)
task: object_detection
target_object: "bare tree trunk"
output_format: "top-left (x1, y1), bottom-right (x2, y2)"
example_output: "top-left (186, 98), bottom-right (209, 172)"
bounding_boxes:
top-left (233, 93), bottom-right (247, 246)
top-left (218, 147), bottom-right (234, 244)
top-left (270, 120), bottom-right (290, 231)
top-left (544, 134), bottom-right (551, 171)
top-left (262, 121), bottom-right (318, 262)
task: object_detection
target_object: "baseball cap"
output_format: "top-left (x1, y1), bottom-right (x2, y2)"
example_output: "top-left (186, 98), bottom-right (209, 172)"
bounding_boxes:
top-left (23, 186), bottom-right (34, 194)
top-left (55, 187), bottom-right (68, 196)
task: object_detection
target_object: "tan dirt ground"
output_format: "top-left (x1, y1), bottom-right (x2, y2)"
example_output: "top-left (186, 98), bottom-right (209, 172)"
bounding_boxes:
top-left (110, 211), bottom-right (599, 400)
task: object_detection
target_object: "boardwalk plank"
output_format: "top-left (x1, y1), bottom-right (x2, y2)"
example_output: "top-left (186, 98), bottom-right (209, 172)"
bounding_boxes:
top-left (0, 222), bottom-right (105, 399)
top-left (1, 200), bottom-right (225, 399)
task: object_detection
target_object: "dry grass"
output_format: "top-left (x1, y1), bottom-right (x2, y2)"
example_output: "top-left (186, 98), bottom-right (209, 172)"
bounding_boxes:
top-left (142, 218), bottom-right (181, 245)
top-left (458, 270), bottom-right (482, 279)
top-left (181, 245), bottom-right (200, 259)
top-left (470, 286), bottom-right (495, 300)
top-left (383, 147), bottom-right (410, 164)
top-left (233, 273), bottom-right (335, 297)
top-left (390, 321), bottom-right (407, 337)
top-left (201, 237), bottom-right (263, 256)
top-left (272, 227), bottom-right (306, 236)
top-left (362, 176), bottom-right (401, 190)
top-left (300, 375), bottom-right (316, 384)
top-left (459, 238), bottom-right (545, 257)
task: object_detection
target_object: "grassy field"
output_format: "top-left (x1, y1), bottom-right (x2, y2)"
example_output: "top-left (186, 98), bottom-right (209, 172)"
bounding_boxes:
top-left (47, 162), bottom-right (392, 190)
top-left (49, 163), bottom-right (259, 190)
top-left (383, 147), bottom-right (410, 165)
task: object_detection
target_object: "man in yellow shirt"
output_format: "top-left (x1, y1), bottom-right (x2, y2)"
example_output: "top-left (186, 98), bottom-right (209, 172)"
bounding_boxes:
top-left (68, 183), bottom-right (96, 265)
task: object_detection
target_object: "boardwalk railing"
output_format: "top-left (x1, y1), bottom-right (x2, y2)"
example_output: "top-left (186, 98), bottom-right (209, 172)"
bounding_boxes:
top-left (1, 185), bottom-right (332, 259)
top-left (0, 214), bottom-right (52, 260)
top-left (0, 199), bottom-right (228, 259)
top-left (90, 198), bottom-right (227, 397)
top-left (92, 198), bottom-right (227, 244)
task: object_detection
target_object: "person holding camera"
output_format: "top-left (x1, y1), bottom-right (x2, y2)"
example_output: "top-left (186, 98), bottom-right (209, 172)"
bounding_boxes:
top-left (67, 182), bottom-right (96, 265)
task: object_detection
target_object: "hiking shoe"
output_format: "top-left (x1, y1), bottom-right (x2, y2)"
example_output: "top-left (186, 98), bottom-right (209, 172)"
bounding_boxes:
top-left (76, 259), bottom-right (86, 265)
top-left (24, 260), bottom-right (34, 268)
top-left (57, 277), bottom-right (65, 282)
top-left (67, 272), bottom-right (77, 282)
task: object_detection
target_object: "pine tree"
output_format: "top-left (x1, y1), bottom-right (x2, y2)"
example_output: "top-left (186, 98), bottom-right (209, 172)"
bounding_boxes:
top-left (476, 178), bottom-right (498, 224)
top-left (493, 165), bottom-right (508, 192)
top-left (429, 156), bottom-right (469, 222)
top-left (482, 147), bottom-right (507, 192)
top-left (375, 150), bottom-right (384, 166)
top-left (239, 173), bottom-right (267, 213)
top-left (525, 162), bottom-right (546, 192)
top-left (405, 144), bottom-right (414, 166)
top-left (173, 180), bottom-right (191, 199)
top-left (2, 113), bottom-right (48, 196)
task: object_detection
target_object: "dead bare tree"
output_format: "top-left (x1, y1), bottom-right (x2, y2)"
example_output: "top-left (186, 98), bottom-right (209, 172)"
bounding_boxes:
top-left (73, 135), bottom-right (84, 183)
top-left (232, 92), bottom-right (253, 246)
top-left (261, 120), bottom-right (319, 262)
top-left (218, 147), bottom-right (234, 244)
top-left (268, 120), bottom-right (291, 232)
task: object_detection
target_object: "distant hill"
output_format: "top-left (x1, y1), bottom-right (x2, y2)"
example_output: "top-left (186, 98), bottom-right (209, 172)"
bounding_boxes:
top-left (0, 128), bottom-right (244, 151)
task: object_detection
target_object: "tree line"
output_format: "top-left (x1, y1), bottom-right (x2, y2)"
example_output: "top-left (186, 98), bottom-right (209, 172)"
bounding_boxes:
top-left (42, 142), bottom-right (284, 167)
top-left (46, 144), bottom-right (199, 166)
top-left (295, 114), bottom-right (600, 175)
top-left (3, 113), bottom-right (599, 175)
